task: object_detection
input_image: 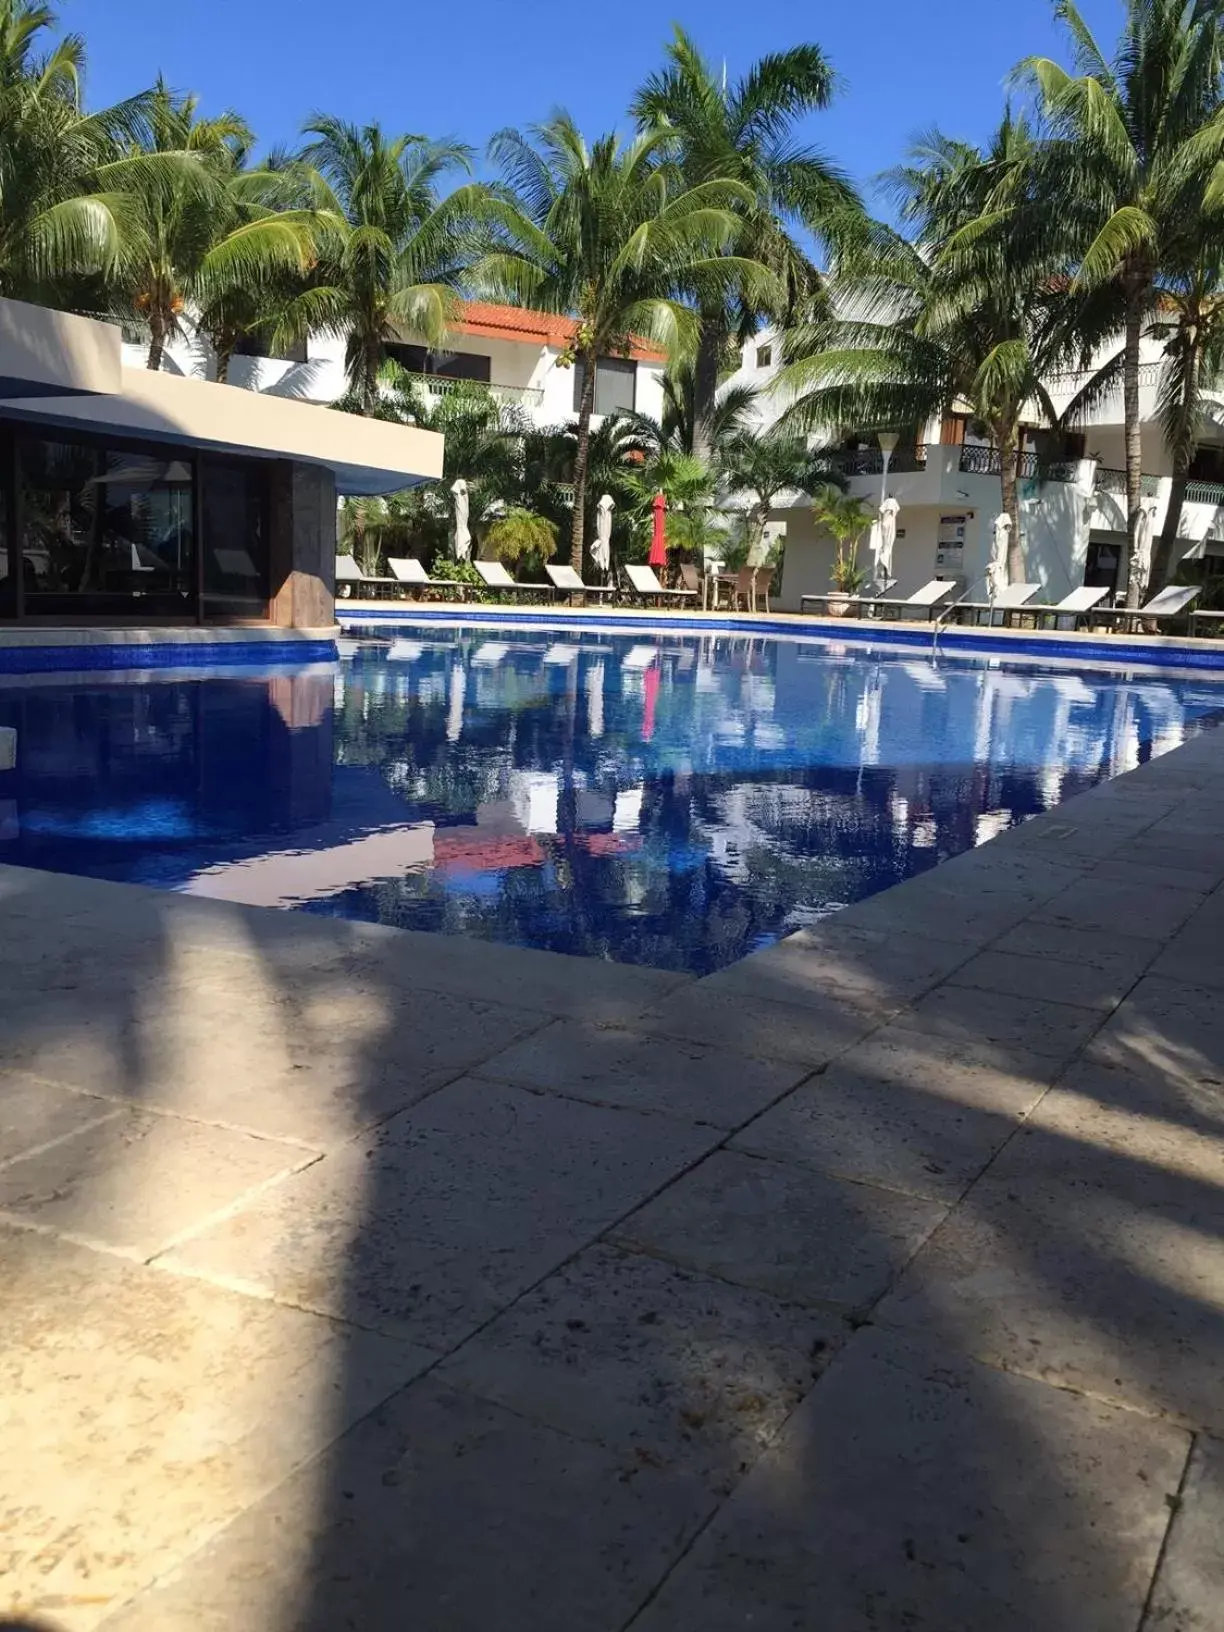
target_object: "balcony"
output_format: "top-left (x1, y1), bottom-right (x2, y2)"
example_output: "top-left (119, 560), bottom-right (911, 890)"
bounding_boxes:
top-left (1093, 466), bottom-right (1162, 497)
top-left (812, 445), bottom-right (928, 477)
top-left (957, 445), bottom-right (1080, 483)
top-left (395, 371), bottom-right (545, 409)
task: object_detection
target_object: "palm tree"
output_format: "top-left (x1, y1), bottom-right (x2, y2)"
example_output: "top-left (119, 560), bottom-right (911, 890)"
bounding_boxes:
top-left (0, 0), bottom-right (184, 308)
top-left (1147, 256), bottom-right (1224, 588)
top-left (720, 426), bottom-right (829, 563)
top-left (628, 365), bottom-right (759, 458)
top-left (631, 26), bottom-right (862, 461)
top-left (779, 116), bottom-right (1066, 582)
top-left (283, 116), bottom-right (484, 410)
top-left (118, 81), bottom-right (319, 371)
top-left (1020, 0), bottom-right (1224, 603)
top-left (476, 114), bottom-right (753, 570)
top-left (811, 485), bottom-right (875, 593)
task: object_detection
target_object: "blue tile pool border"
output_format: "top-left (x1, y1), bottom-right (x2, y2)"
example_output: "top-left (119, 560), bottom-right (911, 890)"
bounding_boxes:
top-left (337, 603), bottom-right (1224, 673)
top-left (0, 639), bottom-right (339, 674)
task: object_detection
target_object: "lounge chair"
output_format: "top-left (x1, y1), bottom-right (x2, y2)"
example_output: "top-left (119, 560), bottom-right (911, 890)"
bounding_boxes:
top-left (1017, 585), bottom-right (1111, 630)
top-left (622, 563), bottom-right (699, 607)
top-left (335, 555), bottom-right (396, 598)
top-left (1092, 583), bottom-right (1201, 632)
top-left (1188, 606), bottom-right (1224, 637)
top-left (545, 563), bottom-right (617, 604)
top-left (387, 557), bottom-right (464, 601)
top-left (801, 580), bottom-right (956, 622)
top-left (948, 584), bottom-right (1042, 626)
top-left (473, 560), bottom-right (552, 600)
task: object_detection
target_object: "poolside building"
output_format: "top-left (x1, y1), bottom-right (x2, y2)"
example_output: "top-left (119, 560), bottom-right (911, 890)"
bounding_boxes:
top-left (727, 328), bottom-right (1224, 609)
top-left (0, 296), bottom-right (443, 640)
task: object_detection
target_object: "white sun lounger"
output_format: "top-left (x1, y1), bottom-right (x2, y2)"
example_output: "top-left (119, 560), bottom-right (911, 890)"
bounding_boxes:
top-left (949, 584), bottom-right (1042, 625)
top-left (387, 557), bottom-right (464, 600)
top-left (545, 564), bottom-right (617, 602)
top-left (800, 580), bottom-right (956, 622)
top-left (622, 644), bottom-right (659, 669)
top-left (471, 642), bottom-right (513, 666)
top-left (623, 563), bottom-right (698, 605)
top-left (335, 555), bottom-right (396, 596)
top-left (472, 560), bottom-right (551, 599)
top-left (1020, 585), bottom-right (1111, 628)
top-left (542, 644), bottom-right (580, 665)
top-left (1092, 584), bottom-right (1200, 631)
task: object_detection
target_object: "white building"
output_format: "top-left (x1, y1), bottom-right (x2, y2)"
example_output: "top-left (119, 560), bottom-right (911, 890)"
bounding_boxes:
top-left (129, 301), bottom-right (666, 435)
top-left (725, 327), bottom-right (1224, 610)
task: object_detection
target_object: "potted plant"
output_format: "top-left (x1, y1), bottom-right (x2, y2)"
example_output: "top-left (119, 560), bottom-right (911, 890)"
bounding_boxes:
top-left (812, 486), bottom-right (874, 615)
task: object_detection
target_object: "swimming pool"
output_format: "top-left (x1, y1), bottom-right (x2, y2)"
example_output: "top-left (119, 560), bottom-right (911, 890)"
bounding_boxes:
top-left (1, 625), bottom-right (1220, 973)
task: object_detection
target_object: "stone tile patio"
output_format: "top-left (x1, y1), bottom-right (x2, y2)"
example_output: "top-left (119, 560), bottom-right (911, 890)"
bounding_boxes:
top-left (1, 726), bottom-right (1223, 1630)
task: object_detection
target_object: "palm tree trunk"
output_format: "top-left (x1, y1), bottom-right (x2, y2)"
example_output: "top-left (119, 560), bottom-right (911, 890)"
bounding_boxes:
top-left (690, 315), bottom-right (722, 462)
top-left (997, 422), bottom-right (1024, 583)
top-left (147, 311), bottom-right (166, 372)
top-left (569, 352), bottom-right (597, 572)
top-left (215, 343), bottom-right (234, 385)
top-left (1122, 276), bottom-right (1145, 607)
top-left (1151, 343), bottom-right (1199, 595)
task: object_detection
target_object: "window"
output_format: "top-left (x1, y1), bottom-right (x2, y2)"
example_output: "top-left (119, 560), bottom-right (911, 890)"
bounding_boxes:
top-left (755, 344), bottom-right (773, 369)
top-left (572, 356), bottom-right (637, 415)
top-left (233, 334), bottom-right (308, 364)
top-left (20, 439), bottom-right (195, 618)
top-left (201, 457), bottom-right (267, 620)
top-left (384, 343), bottom-right (492, 383)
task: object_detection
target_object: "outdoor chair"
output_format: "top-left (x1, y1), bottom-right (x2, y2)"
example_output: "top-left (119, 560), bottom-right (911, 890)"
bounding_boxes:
top-left (1188, 607), bottom-right (1224, 638)
top-left (622, 563), bottom-right (699, 607)
top-left (1016, 585), bottom-right (1111, 630)
top-left (1091, 583), bottom-right (1201, 632)
top-left (473, 560), bottom-right (552, 600)
top-left (387, 557), bottom-right (464, 601)
top-left (948, 584), bottom-right (1042, 625)
top-left (733, 565), bottom-right (773, 613)
top-left (335, 555), bottom-right (397, 598)
top-left (545, 563), bottom-right (617, 604)
top-left (801, 580), bottom-right (955, 621)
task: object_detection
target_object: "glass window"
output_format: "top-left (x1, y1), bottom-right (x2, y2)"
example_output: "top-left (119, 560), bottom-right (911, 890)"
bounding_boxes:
top-left (201, 457), bottom-right (267, 621)
top-left (20, 439), bottom-right (194, 617)
top-left (384, 343), bottom-right (492, 383)
top-left (755, 344), bottom-right (773, 369)
top-left (572, 356), bottom-right (637, 415)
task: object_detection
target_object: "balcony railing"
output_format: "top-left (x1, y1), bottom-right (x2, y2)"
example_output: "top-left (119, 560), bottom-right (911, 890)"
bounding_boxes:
top-left (957, 446), bottom-right (1078, 482)
top-left (1094, 466), bottom-right (1162, 498)
top-left (812, 445), bottom-right (928, 477)
top-left (395, 371), bottom-right (545, 408)
top-left (1184, 478), bottom-right (1224, 506)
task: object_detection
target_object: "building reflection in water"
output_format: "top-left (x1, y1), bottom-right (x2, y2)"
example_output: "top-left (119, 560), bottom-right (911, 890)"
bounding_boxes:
top-left (0, 630), bottom-right (1220, 973)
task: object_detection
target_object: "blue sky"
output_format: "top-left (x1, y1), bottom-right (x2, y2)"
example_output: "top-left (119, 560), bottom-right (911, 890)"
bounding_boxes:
top-left (65, 0), bottom-right (1122, 212)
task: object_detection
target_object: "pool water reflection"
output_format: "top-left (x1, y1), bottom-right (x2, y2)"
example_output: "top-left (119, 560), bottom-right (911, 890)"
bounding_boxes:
top-left (0, 626), bottom-right (1220, 973)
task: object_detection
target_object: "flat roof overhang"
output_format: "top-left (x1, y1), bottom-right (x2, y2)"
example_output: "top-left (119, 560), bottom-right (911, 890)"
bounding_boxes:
top-left (0, 361), bottom-right (443, 495)
top-left (0, 296), bottom-right (122, 398)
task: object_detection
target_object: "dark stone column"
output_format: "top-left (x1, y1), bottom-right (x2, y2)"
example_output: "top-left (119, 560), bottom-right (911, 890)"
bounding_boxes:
top-left (267, 460), bottom-right (337, 629)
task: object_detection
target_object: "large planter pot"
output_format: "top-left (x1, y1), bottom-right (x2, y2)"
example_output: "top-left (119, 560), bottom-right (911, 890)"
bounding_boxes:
top-left (825, 592), bottom-right (858, 618)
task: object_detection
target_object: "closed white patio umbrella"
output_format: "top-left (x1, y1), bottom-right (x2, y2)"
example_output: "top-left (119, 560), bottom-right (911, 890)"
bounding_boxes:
top-left (451, 478), bottom-right (471, 561)
top-left (592, 494), bottom-right (614, 578)
top-left (1132, 494), bottom-right (1160, 599)
top-left (987, 513), bottom-right (1012, 602)
top-left (875, 495), bottom-right (900, 586)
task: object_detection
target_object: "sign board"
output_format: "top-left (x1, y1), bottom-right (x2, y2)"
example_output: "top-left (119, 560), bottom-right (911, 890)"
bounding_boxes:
top-left (936, 514), bottom-right (967, 575)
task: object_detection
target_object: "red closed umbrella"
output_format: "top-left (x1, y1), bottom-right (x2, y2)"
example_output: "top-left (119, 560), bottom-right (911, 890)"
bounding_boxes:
top-left (648, 492), bottom-right (667, 568)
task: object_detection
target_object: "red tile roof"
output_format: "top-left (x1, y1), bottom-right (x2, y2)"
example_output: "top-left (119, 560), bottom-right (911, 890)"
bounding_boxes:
top-left (454, 302), bottom-right (666, 363)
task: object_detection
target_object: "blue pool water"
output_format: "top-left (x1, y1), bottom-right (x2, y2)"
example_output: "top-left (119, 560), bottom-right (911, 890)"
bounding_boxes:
top-left (0, 625), bottom-right (1220, 973)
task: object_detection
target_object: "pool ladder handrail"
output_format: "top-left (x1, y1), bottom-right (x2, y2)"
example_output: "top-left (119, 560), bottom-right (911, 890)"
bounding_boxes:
top-left (930, 574), bottom-right (989, 664)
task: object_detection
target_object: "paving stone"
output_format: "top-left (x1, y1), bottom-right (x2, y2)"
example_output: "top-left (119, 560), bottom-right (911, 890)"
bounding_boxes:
top-left (343, 928), bottom-right (689, 1023)
top-left (699, 922), bottom-right (977, 1009)
top-left (877, 1156), bottom-right (1224, 1431)
top-left (0, 1226), bottom-right (430, 1630)
top-left (440, 1242), bottom-right (841, 1494)
top-left (1031, 877), bottom-right (1203, 940)
top-left (0, 1108), bottom-right (308, 1258)
top-left (628, 984), bottom-right (889, 1068)
top-left (629, 1328), bottom-right (1187, 1632)
top-left (101, 1378), bottom-right (712, 1632)
top-left (730, 1053), bottom-right (1045, 1203)
top-left (945, 948), bottom-right (1135, 1011)
top-left (839, 1023), bottom-right (1061, 1091)
top-left (892, 984), bottom-right (1103, 1062)
top-left (991, 920), bottom-right (1162, 984)
top-left (1090, 856), bottom-right (1222, 895)
top-left (1145, 1433), bottom-right (1224, 1630)
top-left (1149, 927), bottom-right (1224, 991)
top-left (165, 1078), bottom-right (719, 1348)
top-left (0, 971), bottom-right (548, 1146)
top-left (0, 1075), bottom-right (118, 1166)
top-left (1088, 977), bottom-right (1224, 1091)
top-left (612, 1149), bottom-right (944, 1315)
top-left (474, 1020), bottom-right (803, 1127)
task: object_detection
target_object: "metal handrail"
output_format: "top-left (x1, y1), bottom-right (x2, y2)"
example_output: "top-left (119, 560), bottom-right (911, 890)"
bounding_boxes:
top-left (393, 372), bottom-right (545, 407)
